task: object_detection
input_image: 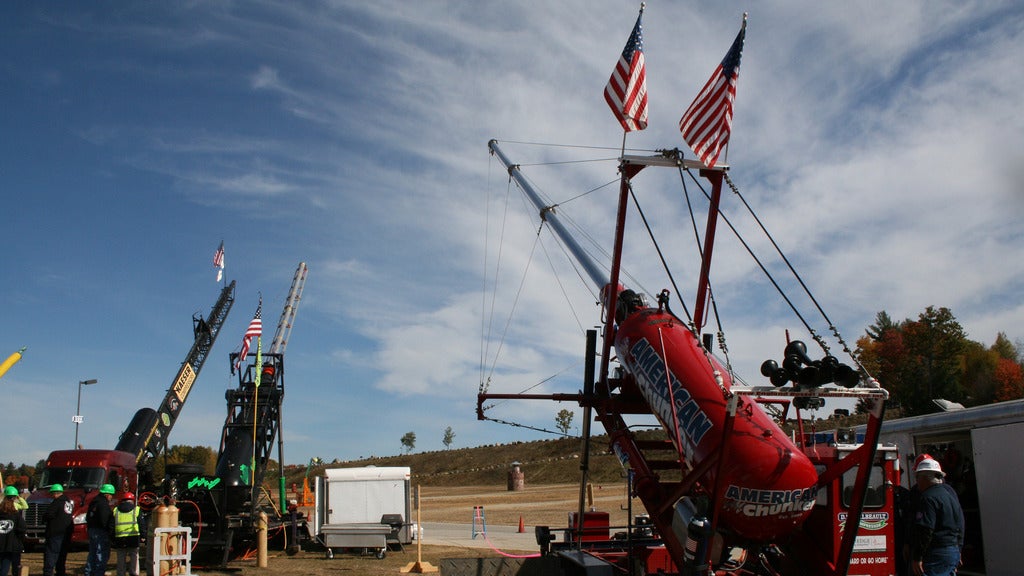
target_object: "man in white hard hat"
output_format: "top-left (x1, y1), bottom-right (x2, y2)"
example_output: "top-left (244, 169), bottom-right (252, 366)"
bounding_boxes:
top-left (910, 457), bottom-right (964, 576)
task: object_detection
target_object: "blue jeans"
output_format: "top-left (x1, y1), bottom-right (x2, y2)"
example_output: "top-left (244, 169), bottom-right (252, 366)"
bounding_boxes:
top-left (85, 527), bottom-right (111, 576)
top-left (1, 551), bottom-right (15, 576)
top-left (42, 531), bottom-right (66, 576)
top-left (923, 545), bottom-right (960, 576)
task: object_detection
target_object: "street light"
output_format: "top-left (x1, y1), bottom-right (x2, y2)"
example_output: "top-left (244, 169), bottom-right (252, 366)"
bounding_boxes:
top-left (74, 378), bottom-right (98, 449)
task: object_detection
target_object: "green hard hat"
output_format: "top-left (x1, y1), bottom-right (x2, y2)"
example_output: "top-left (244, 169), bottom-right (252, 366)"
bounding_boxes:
top-left (49, 484), bottom-right (64, 493)
top-left (3, 485), bottom-right (18, 497)
top-left (100, 484), bottom-right (116, 495)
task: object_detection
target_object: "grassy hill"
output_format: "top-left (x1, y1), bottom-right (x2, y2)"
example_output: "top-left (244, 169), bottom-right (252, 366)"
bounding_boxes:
top-left (285, 435), bottom-right (629, 488)
top-left (281, 412), bottom-right (875, 490)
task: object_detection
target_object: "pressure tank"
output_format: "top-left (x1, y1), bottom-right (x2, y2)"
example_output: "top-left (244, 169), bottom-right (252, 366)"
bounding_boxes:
top-left (115, 408), bottom-right (159, 455)
top-left (615, 308), bottom-right (818, 540)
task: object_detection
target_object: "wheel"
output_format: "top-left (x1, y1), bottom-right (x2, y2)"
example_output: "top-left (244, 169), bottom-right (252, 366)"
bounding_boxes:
top-left (325, 548), bottom-right (334, 559)
top-left (376, 548), bottom-right (386, 559)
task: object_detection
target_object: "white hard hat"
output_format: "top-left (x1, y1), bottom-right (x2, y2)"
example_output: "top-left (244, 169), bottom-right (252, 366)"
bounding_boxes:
top-left (914, 457), bottom-right (944, 477)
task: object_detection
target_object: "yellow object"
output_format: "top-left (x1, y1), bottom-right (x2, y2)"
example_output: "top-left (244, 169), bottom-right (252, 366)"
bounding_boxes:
top-left (0, 347), bottom-right (26, 380)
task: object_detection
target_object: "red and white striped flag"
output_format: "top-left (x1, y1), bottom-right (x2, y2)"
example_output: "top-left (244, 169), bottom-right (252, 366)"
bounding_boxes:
top-left (213, 241), bottom-right (225, 282)
top-left (679, 15), bottom-right (747, 168)
top-left (234, 298), bottom-right (262, 373)
top-left (604, 6), bottom-right (648, 132)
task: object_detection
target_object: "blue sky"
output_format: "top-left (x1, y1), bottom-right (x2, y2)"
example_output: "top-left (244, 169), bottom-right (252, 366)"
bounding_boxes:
top-left (2, 2), bottom-right (1022, 468)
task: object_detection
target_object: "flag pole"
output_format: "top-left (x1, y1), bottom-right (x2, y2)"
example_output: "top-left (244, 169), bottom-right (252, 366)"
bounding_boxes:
top-left (251, 294), bottom-right (263, 494)
top-left (720, 13), bottom-right (747, 168)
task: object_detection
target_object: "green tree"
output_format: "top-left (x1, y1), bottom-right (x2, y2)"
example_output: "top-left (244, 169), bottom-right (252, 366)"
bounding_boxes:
top-left (991, 332), bottom-right (1019, 361)
top-left (960, 341), bottom-right (997, 405)
top-left (902, 306), bottom-right (967, 413)
top-left (865, 311), bottom-right (899, 342)
top-left (555, 409), bottom-right (574, 435)
top-left (400, 431), bottom-right (416, 454)
top-left (442, 426), bottom-right (455, 450)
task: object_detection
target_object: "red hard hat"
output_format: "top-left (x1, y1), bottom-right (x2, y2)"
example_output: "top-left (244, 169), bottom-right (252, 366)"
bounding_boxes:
top-left (122, 491), bottom-right (136, 501)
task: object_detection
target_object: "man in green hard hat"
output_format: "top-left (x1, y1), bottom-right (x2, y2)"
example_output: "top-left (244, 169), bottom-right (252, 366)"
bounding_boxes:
top-left (42, 484), bottom-right (74, 576)
top-left (84, 484), bottom-right (116, 576)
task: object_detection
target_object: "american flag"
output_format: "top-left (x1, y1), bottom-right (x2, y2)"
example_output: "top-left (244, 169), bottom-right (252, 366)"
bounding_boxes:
top-left (213, 242), bottom-right (225, 282)
top-left (604, 7), bottom-right (648, 132)
top-left (234, 299), bottom-right (262, 373)
top-left (679, 15), bottom-right (747, 168)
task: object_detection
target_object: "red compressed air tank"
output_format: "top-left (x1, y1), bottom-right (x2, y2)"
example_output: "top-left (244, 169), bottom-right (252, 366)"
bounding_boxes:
top-left (615, 308), bottom-right (818, 541)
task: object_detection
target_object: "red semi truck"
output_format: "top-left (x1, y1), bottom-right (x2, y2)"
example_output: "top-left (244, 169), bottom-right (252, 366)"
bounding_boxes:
top-left (23, 450), bottom-right (138, 547)
top-left (23, 281), bottom-right (235, 547)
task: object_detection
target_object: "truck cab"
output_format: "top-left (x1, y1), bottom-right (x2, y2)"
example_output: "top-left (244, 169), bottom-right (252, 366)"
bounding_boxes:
top-left (25, 449), bottom-right (138, 547)
top-left (797, 437), bottom-right (900, 575)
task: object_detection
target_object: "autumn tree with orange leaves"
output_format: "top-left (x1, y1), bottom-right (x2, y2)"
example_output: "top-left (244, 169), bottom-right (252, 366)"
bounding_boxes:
top-left (856, 307), bottom-right (1023, 415)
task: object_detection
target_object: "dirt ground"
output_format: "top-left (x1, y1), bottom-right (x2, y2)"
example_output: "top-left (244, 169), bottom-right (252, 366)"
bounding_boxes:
top-left (417, 482), bottom-right (632, 527)
top-left (19, 483), bottom-right (633, 576)
top-left (19, 546), bottom-right (489, 576)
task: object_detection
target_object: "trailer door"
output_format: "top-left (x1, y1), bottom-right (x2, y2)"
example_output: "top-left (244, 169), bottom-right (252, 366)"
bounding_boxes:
top-left (972, 422), bottom-right (1024, 576)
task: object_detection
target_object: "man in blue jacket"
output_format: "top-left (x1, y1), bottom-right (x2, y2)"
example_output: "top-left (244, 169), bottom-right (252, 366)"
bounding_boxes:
top-left (910, 458), bottom-right (964, 576)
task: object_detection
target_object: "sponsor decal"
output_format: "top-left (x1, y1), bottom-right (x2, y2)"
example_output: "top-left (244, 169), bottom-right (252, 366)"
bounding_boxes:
top-left (187, 476), bottom-right (221, 490)
top-left (838, 511), bottom-right (890, 532)
top-left (628, 338), bottom-right (713, 455)
top-left (849, 555), bottom-right (890, 565)
top-left (172, 363), bottom-right (197, 403)
top-left (724, 485), bottom-right (818, 517)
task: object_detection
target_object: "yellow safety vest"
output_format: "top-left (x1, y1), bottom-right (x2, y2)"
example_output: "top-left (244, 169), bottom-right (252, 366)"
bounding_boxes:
top-left (113, 506), bottom-right (140, 538)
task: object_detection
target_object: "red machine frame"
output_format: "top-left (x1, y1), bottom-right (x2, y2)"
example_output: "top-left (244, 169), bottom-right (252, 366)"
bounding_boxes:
top-left (479, 142), bottom-right (895, 575)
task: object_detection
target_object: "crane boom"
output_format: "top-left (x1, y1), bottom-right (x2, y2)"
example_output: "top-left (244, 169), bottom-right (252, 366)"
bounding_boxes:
top-left (116, 280), bottom-right (236, 465)
top-left (269, 262), bottom-right (307, 355)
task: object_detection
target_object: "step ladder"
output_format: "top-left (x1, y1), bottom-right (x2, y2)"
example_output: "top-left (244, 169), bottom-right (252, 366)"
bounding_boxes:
top-left (471, 506), bottom-right (487, 539)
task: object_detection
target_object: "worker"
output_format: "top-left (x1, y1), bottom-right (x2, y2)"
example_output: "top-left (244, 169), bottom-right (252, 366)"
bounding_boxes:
top-left (910, 457), bottom-right (964, 576)
top-left (84, 484), bottom-right (116, 576)
top-left (42, 484), bottom-right (74, 576)
top-left (1, 486), bottom-right (27, 576)
top-left (7, 488), bottom-right (26, 576)
top-left (112, 491), bottom-right (143, 576)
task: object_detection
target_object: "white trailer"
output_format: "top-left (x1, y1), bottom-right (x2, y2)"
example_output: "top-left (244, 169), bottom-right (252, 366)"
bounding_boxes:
top-left (313, 466), bottom-right (413, 557)
top-left (869, 399), bottom-right (1024, 576)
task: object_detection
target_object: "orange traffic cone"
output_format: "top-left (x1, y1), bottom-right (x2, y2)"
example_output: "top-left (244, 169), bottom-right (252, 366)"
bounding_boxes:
top-left (518, 515), bottom-right (525, 533)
